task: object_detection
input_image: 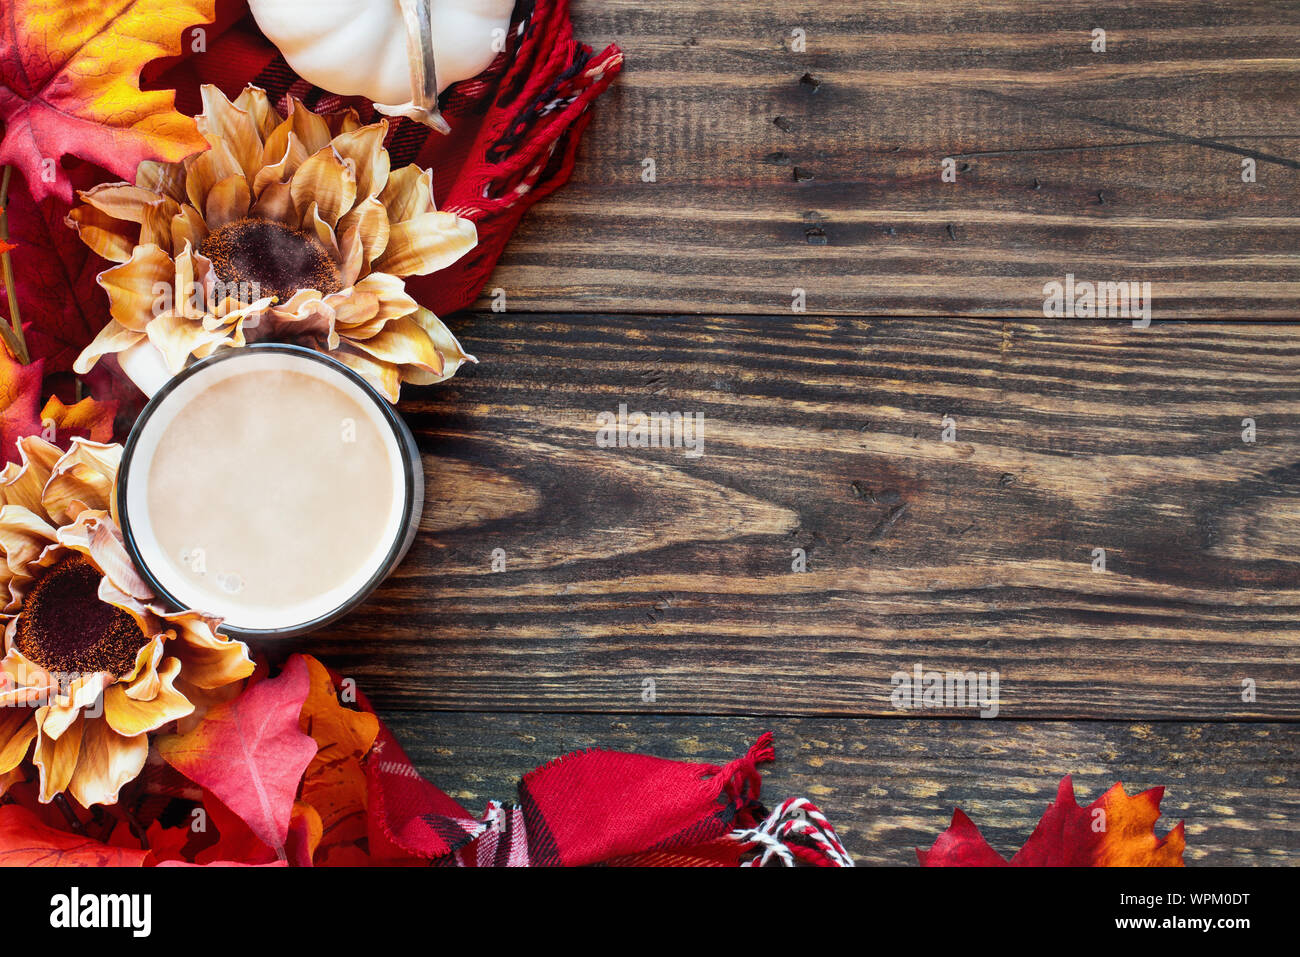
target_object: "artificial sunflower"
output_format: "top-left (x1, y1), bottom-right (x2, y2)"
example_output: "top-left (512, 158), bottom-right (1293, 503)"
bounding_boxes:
top-left (68, 84), bottom-right (478, 401)
top-left (0, 436), bottom-right (254, 807)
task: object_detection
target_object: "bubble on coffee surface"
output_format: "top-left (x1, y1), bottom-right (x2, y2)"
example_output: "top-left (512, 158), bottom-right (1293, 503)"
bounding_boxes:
top-left (179, 545), bottom-right (207, 574)
top-left (216, 572), bottom-right (245, 595)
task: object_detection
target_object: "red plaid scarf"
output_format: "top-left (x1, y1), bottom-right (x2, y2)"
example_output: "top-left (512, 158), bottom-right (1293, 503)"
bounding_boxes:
top-left (362, 707), bottom-right (852, 867)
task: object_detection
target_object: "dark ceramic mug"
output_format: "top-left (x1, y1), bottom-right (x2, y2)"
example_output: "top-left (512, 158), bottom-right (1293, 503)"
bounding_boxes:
top-left (115, 343), bottom-right (423, 639)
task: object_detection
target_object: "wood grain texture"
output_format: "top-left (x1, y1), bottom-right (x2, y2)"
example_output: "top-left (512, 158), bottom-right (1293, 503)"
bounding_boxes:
top-left (379, 711), bottom-right (1300, 865)
top-left (479, 0), bottom-right (1300, 316)
top-left (303, 316), bottom-right (1300, 719)
top-left (296, 2), bottom-right (1300, 858)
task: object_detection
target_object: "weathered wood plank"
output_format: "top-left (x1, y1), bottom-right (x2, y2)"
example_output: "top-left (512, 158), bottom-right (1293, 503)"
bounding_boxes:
top-left (301, 316), bottom-right (1300, 718)
top-left (478, 0), bottom-right (1300, 316)
top-left (379, 711), bottom-right (1300, 866)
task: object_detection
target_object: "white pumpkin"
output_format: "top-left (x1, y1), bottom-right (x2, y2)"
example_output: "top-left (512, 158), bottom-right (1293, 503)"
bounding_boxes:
top-left (248, 0), bottom-right (516, 131)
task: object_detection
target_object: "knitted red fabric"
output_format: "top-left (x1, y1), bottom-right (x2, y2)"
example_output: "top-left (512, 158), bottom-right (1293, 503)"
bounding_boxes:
top-left (360, 693), bottom-right (778, 867)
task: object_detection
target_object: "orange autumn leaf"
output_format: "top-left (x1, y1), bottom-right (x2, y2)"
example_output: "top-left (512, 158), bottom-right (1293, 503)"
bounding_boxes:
top-left (0, 804), bottom-right (149, 866)
top-left (293, 800), bottom-right (325, 865)
top-left (298, 655), bottom-right (380, 854)
top-left (0, 0), bottom-right (216, 203)
top-left (39, 394), bottom-right (119, 445)
top-left (0, 347), bottom-right (43, 464)
top-left (918, 775), bottom-right (1186, 867)
top-left (0, 765), bottom-right (26, 799)
top-left (1, 345), bottom-right (119, 462)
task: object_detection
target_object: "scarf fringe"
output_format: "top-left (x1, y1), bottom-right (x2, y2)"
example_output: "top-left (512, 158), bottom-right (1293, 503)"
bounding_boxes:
top-left (732, 797), bottom-right (855, 867)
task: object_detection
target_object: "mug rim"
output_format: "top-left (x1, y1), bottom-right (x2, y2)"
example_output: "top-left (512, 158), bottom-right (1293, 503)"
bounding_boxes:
top-left (116, 343), bottom-right (420, 640)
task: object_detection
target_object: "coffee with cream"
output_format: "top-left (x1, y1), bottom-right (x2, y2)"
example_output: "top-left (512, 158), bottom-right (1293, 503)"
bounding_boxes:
top-left (120, 348), bottom-right (416, 634)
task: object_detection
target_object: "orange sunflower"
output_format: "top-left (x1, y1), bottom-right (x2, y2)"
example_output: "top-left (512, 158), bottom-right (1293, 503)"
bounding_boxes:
top-left (0, 436), bottom-right (254, 807)
top-left (68, 84), bottom-right (477, 401)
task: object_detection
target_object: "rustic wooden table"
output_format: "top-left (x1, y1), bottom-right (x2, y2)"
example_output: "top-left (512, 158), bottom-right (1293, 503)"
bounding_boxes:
top-left (313, 1), bottom-right (1300, 864)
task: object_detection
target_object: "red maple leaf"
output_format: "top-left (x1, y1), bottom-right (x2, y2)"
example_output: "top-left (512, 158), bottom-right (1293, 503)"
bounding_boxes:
top-left (918, 775), bottom-right (1186, 866)
top-left (140, 819), bottom-right (195, 864)
top-left (0, 0), bottom-right (215, 203)
top-left (158, 860), bottom-right (287, 867)
top-left (0, 201), bottom-right (13, 257)
top-left (189, 790), bottom-right (321, 867)
top-left (155, 655), bottom-right (319, 854)
top-left (1, 167), bottom-right (112, 376)
top-left (0, 804), bottom-right (149, 866)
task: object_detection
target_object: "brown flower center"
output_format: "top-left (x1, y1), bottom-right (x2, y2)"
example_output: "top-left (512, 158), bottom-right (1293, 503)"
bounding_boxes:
top-left (15, 556), bottom-right (149, 682)
top-left (198, 217), bottom-right (341, 303)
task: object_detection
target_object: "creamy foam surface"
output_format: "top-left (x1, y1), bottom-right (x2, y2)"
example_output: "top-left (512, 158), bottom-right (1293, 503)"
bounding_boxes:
top-left (129, 357), bottom-right (405, 630)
